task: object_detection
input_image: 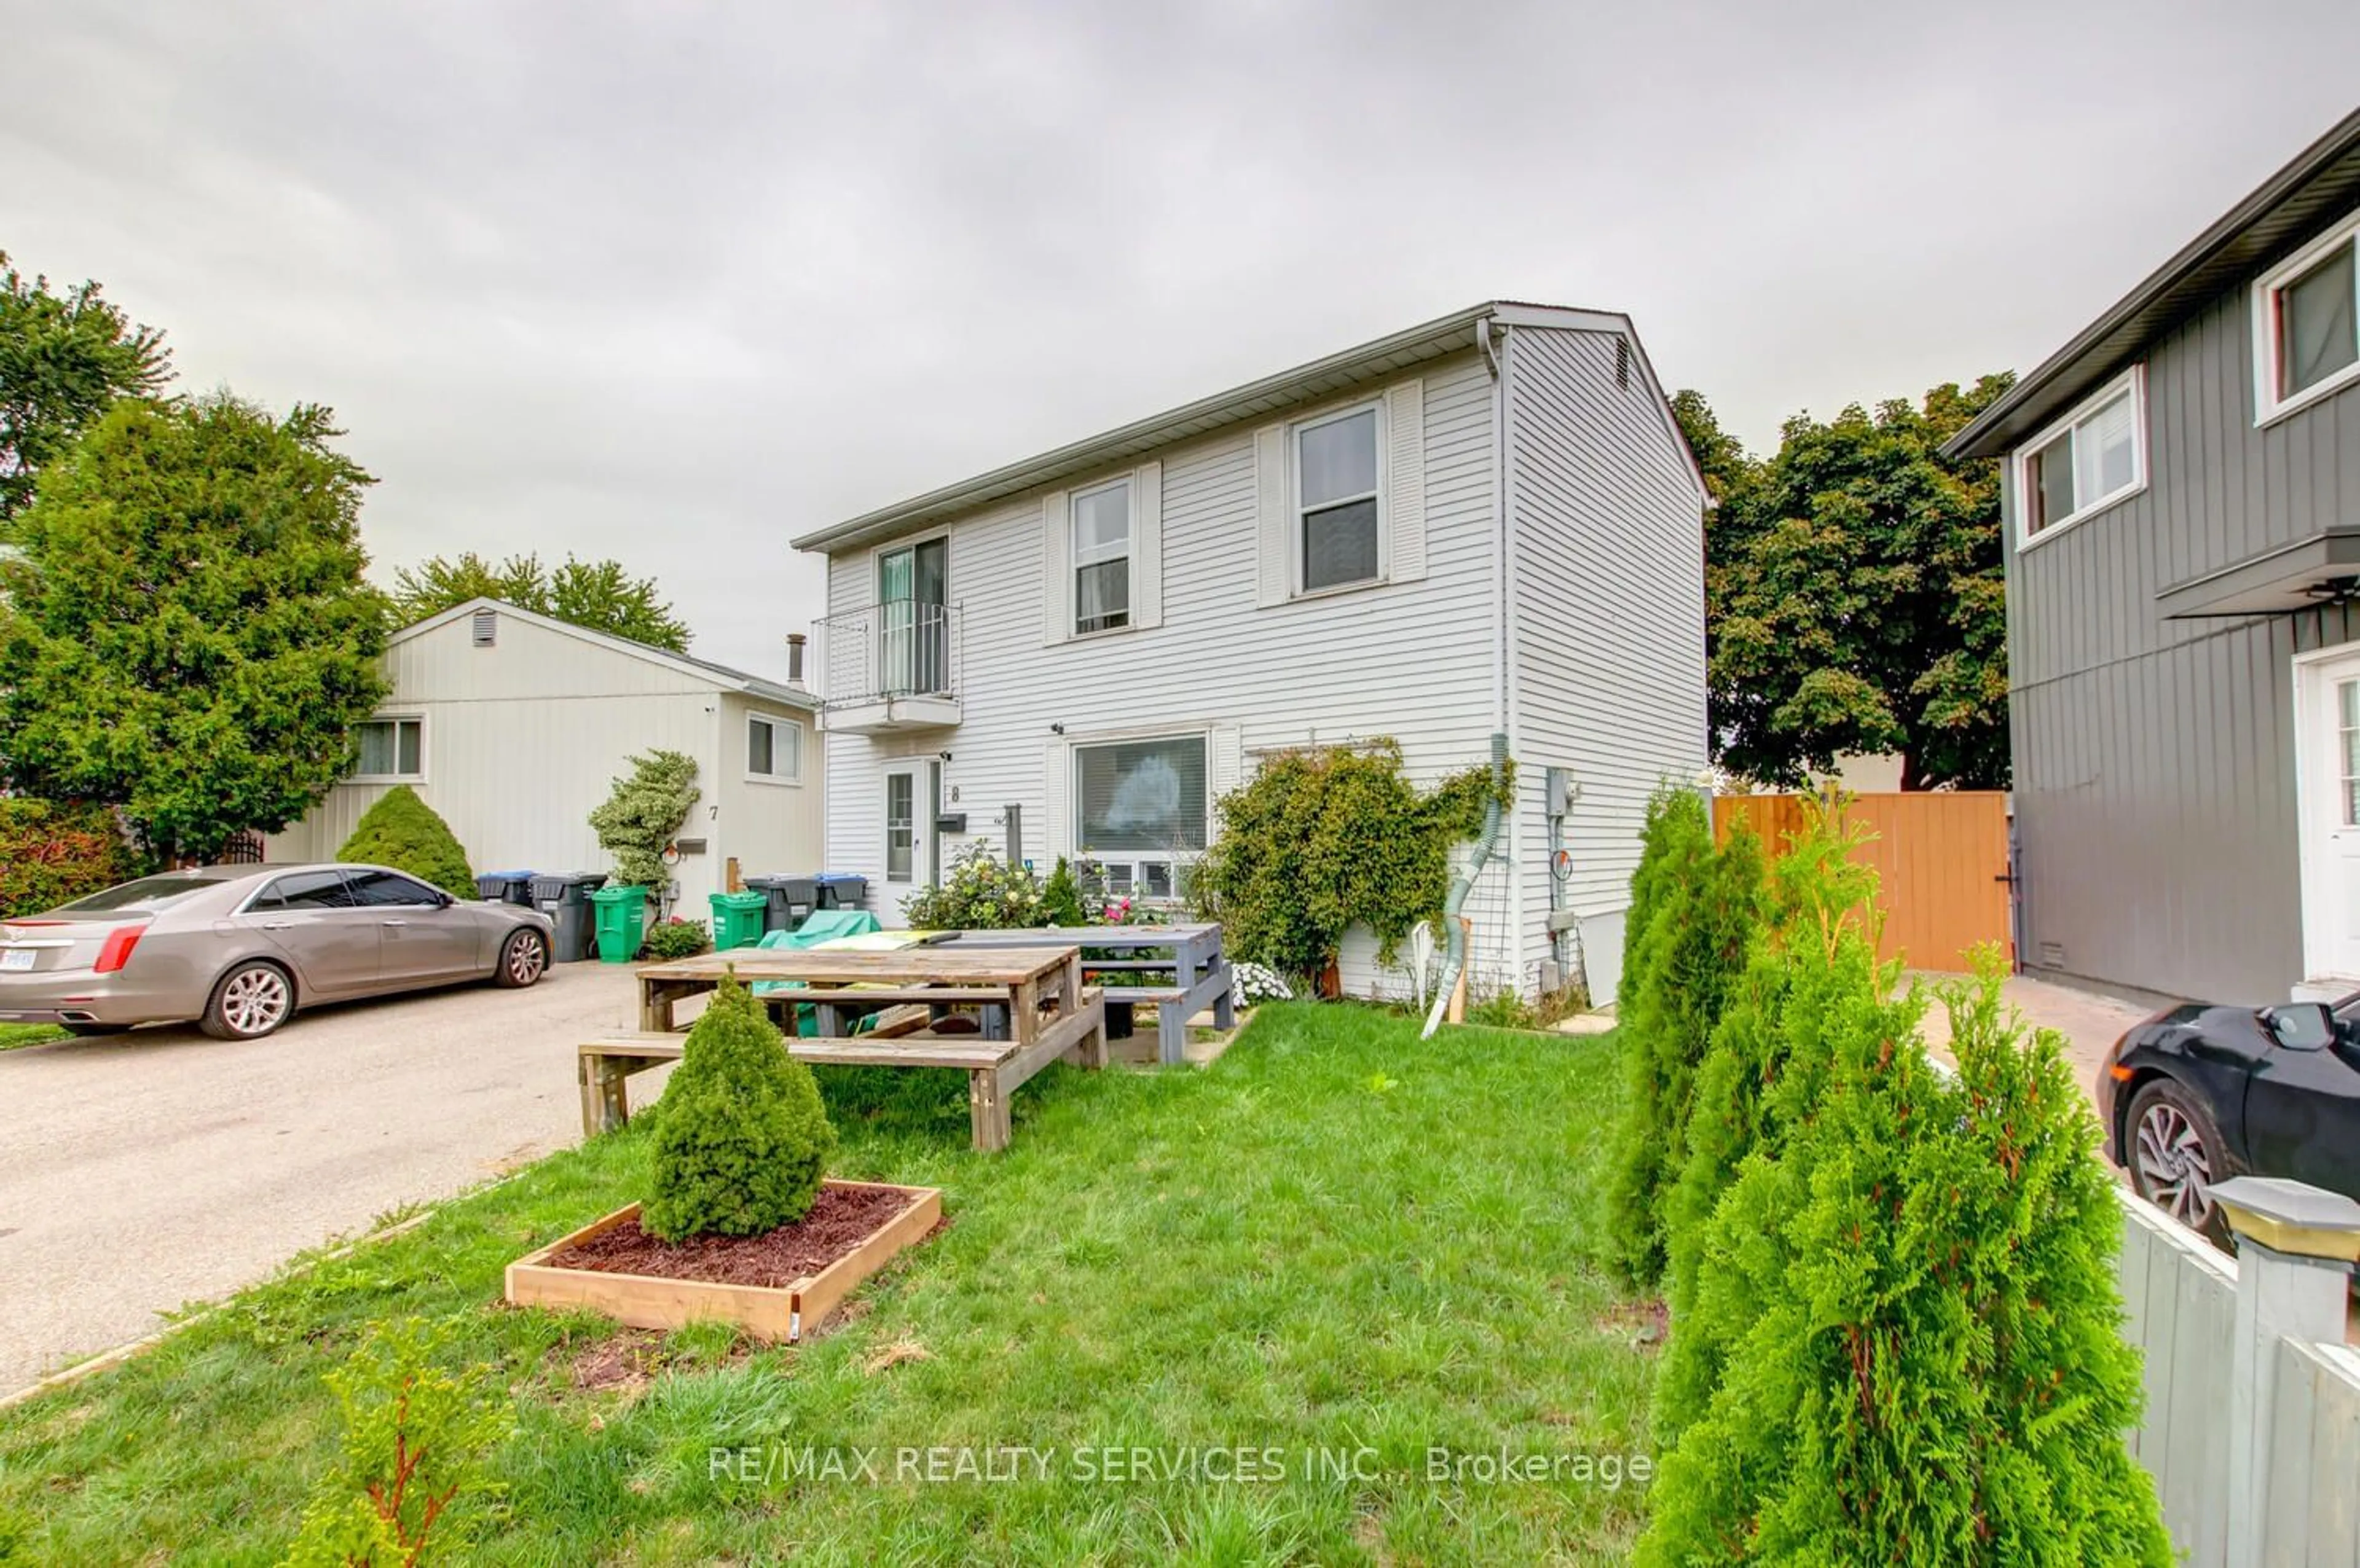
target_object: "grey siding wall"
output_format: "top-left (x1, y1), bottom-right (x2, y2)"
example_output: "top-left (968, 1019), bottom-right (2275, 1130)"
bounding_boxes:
top-left (1507, 326), bottom-right (1710, 1006)
top-left (2010, 270), bottom-right (2360, 1002)
top-left (822, 350), bottom-right (1521, 998)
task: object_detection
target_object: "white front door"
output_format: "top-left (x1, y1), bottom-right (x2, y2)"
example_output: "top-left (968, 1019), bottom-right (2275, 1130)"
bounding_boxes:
top-left (2298, 649), bottom-right (2360, 982)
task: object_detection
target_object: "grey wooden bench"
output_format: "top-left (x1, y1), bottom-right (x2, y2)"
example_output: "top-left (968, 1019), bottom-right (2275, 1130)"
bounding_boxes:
top-left (938, 923), bottom-right (1234, 1065)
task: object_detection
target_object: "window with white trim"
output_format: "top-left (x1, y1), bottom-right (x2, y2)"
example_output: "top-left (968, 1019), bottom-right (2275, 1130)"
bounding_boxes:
top-left (1072, 479), bottom-right (1131, 634)
top-left (353, 718), bottom-right (423, 780)
top-left (2015, 369), bottom-right (2146, 545)
top-left (1074, 734), bottom-right (1208, 898)
top-left (2256, 213), bottom-right (2360, 423)
top-left (746, 713), bottom-right (801, 783)
top-left (1296, 404), bottom-right (1382, 592)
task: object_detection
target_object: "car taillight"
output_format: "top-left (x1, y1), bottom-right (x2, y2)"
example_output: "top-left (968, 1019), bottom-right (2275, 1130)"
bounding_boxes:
top-left (94, 926), bottom-right (144, 973)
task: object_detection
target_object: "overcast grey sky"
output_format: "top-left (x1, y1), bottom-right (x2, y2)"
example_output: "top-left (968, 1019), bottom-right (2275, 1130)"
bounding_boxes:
top-left (6, 1), bottom-right (2358, 675)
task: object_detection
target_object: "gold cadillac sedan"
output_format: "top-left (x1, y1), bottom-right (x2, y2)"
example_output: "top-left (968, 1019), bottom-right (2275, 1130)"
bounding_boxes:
top-left (0, 864), bottom-right (554, 1041)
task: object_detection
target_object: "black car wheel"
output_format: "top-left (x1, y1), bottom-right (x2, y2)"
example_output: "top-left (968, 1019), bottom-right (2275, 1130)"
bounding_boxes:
top-left (2126, 1077), bottom-right (2236, 1245)
top-left (495, 928), bottom-right (548, 989)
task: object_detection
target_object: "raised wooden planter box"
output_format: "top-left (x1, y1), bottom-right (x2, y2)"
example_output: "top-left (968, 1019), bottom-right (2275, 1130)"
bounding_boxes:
top-left (505, 1180), bottom-right (942, 1343)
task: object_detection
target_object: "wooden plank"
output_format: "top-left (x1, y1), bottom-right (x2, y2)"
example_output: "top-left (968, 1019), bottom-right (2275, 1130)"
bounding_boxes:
top-left (945, 923), bottom-right (1219, 951)
top-left (637, 947), bottom-right (1074, 986)
top-left (789, 1186), bottom-right (944, 1335)
top-left (2295, 1338), bottom-right (2360, 1567)
top-left (790, 1039), bottom-right (1015, 1070)
top-left (2260, 1336), bottom-right (2318, 1568)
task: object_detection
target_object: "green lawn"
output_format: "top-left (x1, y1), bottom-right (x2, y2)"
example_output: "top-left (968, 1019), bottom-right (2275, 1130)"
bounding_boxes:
top-left (0, 1024), bottom-right (66, 1051)
top-left (0, 1004), bottom-right (1652, 1564)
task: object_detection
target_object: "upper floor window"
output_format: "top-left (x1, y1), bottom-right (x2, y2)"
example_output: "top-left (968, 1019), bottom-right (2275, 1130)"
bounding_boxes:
top-left (353, 717), bottom-right (423, 780)
top-left (2256, 213), bottom-right (2360, 423)
top-left (1073, 479), bottom-right (1131, 634)
top-left (746, 713), bottom-right (801, 783)
top-left (2016, 368), bottom-right (2146, 547)
top-left (1296, 405), bottom-right (1382, 592)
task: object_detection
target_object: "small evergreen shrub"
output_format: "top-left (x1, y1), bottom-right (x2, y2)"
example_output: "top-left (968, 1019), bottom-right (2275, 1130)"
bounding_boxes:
top-left (1600, 791), bottom-right (1765, 1287)
top-left (1192, 739), bottom-right (1512, 988)
top-left (1040, 857), bottom-right (1088, 927)
top-left (284, 1315), bottom-right (512, 1566)
top-left (336, 785), bottom-right (474, 899)
top-left (900, 842), bottom-right (1047, 929)
top-left (0, 797), bottom-right (144, 917)
top-left (643, 976), bottom-right (835, 1241)
top-left (588, 749), bottom-right (699, 888)
top-left (639, 916), bottom-right (710, 960)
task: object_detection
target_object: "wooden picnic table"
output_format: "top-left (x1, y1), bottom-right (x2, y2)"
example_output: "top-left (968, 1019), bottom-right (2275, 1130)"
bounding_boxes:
top-left (938, 923), bottom-right (1233, 1065)
top-left (600, 945), bottom-right (1105, 1151)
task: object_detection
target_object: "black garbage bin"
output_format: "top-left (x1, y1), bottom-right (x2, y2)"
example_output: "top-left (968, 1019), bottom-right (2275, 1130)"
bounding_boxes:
top-left (476, 870), bottom-right (535, 906)
top-left (743, 874), bottom-right (821, 933)
top-left (813, 872), bottom-right (868, 911)
top-left (531, 872), bottom-right (606, 962)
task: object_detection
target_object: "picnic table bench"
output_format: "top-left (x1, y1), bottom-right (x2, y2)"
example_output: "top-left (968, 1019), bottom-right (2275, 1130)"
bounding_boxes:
top-left (938, 922), bottom-right (1233, 1065)
top-left (598, 946), bottom-right (1106, 1151)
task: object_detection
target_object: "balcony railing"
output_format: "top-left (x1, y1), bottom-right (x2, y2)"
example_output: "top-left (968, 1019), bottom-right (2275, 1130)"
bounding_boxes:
top-left (814, 602), bottom-right (962, 711)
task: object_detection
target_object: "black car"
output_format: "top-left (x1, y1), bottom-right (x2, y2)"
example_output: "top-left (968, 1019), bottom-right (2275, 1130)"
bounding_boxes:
top-left (2098, 994), bottom-right (2360, 1244)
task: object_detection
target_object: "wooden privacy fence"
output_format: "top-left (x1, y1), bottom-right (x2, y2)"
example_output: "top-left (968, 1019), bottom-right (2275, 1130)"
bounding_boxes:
top-left (1712, 791), bottom-right (2010, 973)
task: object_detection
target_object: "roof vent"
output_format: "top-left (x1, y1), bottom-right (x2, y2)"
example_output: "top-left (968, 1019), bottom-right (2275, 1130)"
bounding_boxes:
top-left (471, 609), bottom-right (498, 648)
top-left (1615, 337), bottom-right (1631, 390)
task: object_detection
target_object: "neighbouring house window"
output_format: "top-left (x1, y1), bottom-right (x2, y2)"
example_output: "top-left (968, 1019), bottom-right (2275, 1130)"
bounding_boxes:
top-left (2018, 370), bottom-right (2145, 543)
top-left (354, 718), bottom-right (423, 780)
top-left (1073, 479), bottom-right (1131, 634)
top-left (1296, 405), bottom-right (1381, 592)
top-left (2256, 213), bottom-right (2360, 423)
top-left (1074, 735), bottom-right (1210, 896)
top-left (886, 773), bottom-right (915, 882)
top-left (747, 713), bottom-right (801, 782)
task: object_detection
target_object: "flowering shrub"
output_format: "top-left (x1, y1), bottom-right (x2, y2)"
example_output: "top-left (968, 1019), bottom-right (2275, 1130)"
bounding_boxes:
top-left (0, 798), bottom-right (143, 918)
top-left (1231, 961), bottom-right (1292, 1005)
top-left (901, 843), bottom-right (1048, 930)
top-left (639, 916), bottom-right (711, 960)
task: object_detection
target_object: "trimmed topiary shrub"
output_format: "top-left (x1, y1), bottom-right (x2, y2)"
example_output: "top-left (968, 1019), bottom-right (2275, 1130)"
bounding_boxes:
top-left (1600, 790), bottom-right (1764, 1286)
top-left (589, 748), bottom-right (699, 888)
top-left (643, 976), bottom-right (835, 1241)
top-left (0, 798), bottom-right (144, 917)
top-left (336, 785), bottom-right (474, 899)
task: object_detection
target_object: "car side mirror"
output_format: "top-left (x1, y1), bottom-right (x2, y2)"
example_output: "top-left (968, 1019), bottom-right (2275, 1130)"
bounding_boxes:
top-left (2264, 1001), bottom-right (2336, 1051)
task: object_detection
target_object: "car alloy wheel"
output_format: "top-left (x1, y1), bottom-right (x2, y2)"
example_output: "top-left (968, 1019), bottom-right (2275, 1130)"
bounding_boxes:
top-left (219, 965), bottom-right (291, 1038)
top-left (504, 930), bottom-right (547, 987)
top-left (2133, 1099), bottom-right (2215, 1229)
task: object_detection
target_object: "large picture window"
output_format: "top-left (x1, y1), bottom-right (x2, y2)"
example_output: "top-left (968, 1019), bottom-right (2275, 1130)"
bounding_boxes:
top-left (2015, 369), bottom-right (2146, 546)
top-left (2256, 213), bottom-right (2360, 423)
top-left (1296, 405), bottom-right (1382, 592)
top-left (1075, 735), bottom-right (1209, 856)
top-left (354, 718), bottom-right (423, 780)
top-left (1072, 479), bottom-right (1131, 634)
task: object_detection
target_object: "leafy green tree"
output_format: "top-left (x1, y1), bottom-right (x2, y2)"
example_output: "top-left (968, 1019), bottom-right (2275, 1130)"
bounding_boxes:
top-left (588, 749), bottom-right (699, 887)
top-left (1676, 377), bottom-right (2015, 790)
top-left (0, 251), bottom-right (172, 531)
top-left (337, 785), bottom-right (474, 899)
top-left (0, 396), bottom-right (388, 863)
top-left (643, 976), bottom-right (835, 1240)
top-left (390, 551), bottom-right (691, 652)
top-left (1600, 794), bottom-right (1764, 1286)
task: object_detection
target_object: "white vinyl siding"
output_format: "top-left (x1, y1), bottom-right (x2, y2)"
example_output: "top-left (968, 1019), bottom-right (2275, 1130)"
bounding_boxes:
top-left (824, 351), bottom-right (1510, 997)
top-left (1507, 326), bottom-right (1710, 1006)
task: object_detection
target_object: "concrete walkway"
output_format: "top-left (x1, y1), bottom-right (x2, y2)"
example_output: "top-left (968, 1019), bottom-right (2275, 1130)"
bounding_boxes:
top-left (0, 962), bottom-right (659, 1395)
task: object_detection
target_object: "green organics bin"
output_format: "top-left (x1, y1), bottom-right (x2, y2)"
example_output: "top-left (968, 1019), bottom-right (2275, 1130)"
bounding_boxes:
top-left (589, 884), bottom-right (650, 963)
top-left (709, 890), bottom-right (769, 951)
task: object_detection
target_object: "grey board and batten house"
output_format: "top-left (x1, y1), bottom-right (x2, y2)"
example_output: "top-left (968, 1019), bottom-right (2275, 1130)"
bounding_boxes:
top-left (1947, 107), bottom-right (2360, 1006)
top-left (787, 302), bottom-right (1709, 1005)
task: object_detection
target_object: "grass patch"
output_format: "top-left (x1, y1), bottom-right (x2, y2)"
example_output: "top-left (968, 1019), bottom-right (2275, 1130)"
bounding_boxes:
top-left (0, 1004), bottom-right (1646, 1563)
top-left (0, 1024), bottom-right (66, 1051)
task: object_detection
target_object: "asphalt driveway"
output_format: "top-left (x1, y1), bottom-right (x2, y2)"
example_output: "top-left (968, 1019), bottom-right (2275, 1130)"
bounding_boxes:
top-left (0, 961), bottom-right (664, 1395)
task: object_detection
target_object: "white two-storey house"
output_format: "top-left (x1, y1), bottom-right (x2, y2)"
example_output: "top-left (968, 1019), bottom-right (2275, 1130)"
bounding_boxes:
top-left (789, 302), bottom-right (1707, 1003)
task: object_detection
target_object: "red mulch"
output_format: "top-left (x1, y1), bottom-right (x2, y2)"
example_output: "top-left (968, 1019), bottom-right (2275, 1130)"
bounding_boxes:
top-left (549, 1184), bottom-right (920, 1288)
